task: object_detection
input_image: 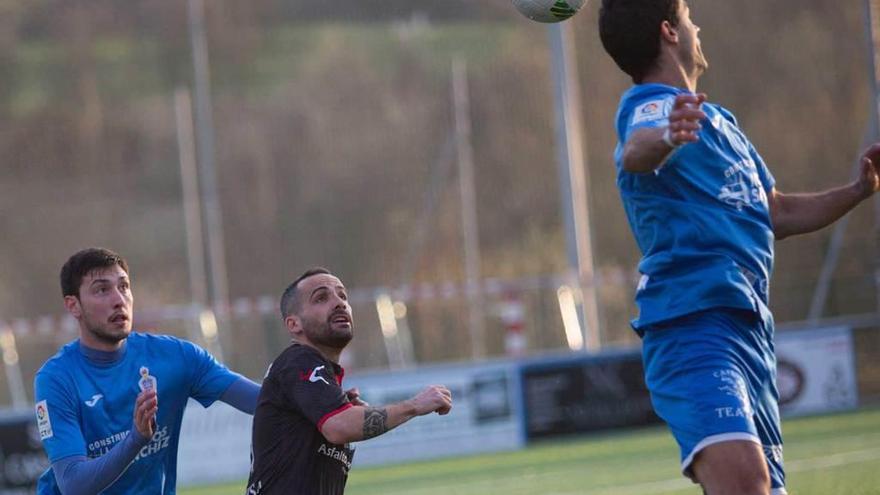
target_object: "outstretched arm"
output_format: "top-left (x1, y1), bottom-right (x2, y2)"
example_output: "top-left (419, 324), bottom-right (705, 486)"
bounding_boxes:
top-left (770, 143), bottom-right (880, 240)
top-left (219, 376), bottom-right (261, 414)
top-left (319, 385), bottom-right (452, 445)
top-left (621, 93), bottom-right (706, 174)
top-left (52, 390), bottom-right (157, 495)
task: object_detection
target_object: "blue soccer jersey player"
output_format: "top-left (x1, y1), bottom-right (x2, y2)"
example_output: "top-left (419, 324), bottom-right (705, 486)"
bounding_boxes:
top-left (599, 1), bottom-right (880, 494)
top-left (34, 248), bottom-right (261, 495)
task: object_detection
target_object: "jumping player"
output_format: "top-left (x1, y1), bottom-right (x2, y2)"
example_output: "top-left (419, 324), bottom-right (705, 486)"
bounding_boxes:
top-left (598, 1), bottom-right (880, 493)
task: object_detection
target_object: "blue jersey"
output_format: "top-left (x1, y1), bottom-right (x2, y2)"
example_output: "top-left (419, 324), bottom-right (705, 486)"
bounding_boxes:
top-left (34, 332), bottom-right (239, 494)
top-left (614, 84), bottom-right (776, 330)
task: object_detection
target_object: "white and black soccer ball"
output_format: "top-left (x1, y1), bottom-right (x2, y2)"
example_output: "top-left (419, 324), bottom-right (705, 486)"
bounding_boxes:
top-left (511, 0), bottom-right (587, 23)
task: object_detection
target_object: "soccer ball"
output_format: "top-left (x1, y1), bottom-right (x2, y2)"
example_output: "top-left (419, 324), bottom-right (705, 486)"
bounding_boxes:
top-left (512, 0), bottom-right (586, 23)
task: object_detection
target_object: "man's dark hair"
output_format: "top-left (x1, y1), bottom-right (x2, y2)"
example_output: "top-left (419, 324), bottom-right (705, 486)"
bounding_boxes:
top-left (279, 267), bottom-right (331, 319)
top-left (60, 248), bottom-right (130, 298)
top-left (599, 0), bottom-right (681, 83)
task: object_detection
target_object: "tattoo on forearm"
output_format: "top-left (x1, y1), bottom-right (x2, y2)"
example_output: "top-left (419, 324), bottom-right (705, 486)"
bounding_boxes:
top-left (362, 407), bottom-right (389, 439)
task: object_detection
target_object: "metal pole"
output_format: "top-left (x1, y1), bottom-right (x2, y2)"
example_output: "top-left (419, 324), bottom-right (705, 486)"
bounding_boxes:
top-left (452, 57), bottom-right (487, 359)
top-left (867, 0), bottom-right (880, 316)
top-left (187, 0), bottom-right (231, 342)
top-left (174, 87), bottom-right (208, 309)
top-left (174, 87), bottom-right (224, 359)
top-left (812, 0), bottom-right (880, 321)
top-left (548, 22), bottom-right (601, 351)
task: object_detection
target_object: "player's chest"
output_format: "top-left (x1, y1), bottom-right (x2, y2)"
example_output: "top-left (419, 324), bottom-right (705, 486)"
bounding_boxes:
top-left (75, 361), bottom-right (185, 431)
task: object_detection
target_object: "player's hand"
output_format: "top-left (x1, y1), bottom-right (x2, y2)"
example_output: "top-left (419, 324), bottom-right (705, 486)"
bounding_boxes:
top-left (410, 385), bottom-right (452, 416)
top-left (345, 387), bottom-right (369, 407)
top-left (856, 143), bottom-right (880, 199)
top-left (665, 93), bottom-right (707, 147)
top-left (133, 389), bottom-right (158, 439)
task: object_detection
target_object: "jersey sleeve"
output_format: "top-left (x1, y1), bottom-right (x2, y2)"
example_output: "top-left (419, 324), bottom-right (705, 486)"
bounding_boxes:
top-left (180, 339), bottom-right (240, 408)
top-left (274, 352), bottom-right (350, 429)
top-left (619, 94), bottom-right (675, 143)
top-left (34, 370), bottom-right (87, 463)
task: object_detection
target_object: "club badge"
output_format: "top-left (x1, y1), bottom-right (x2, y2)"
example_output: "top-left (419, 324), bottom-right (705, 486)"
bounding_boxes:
top-left (138, 366), bottom-right (157, 392)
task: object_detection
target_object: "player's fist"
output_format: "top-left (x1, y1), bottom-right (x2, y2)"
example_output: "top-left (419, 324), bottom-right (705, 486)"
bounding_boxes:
top-left (133, 389), bottom-right (158, 439)
top-left (665, 93), bottom-right (707, 147)
top-left (410, 385), bottom-right (453, 416)
top-left (857, 143), bottom-right (880, 198)
top-left (345, 387), bottom-right (369, 407)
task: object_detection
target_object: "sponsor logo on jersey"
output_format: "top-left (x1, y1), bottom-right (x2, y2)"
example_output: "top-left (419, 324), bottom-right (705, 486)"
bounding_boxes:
top-left (717, 160), bottom-right (767, 211)
top-left (133, 426), bottom-right (171, 461)
top-left (36, 400), bottom-right (53, 440)
top-left (84, 394), bottom-right (104, 407)
top-left (317, 443), bottom-right (353, 472)
top-left (88, 430), bottom-right (131, 456)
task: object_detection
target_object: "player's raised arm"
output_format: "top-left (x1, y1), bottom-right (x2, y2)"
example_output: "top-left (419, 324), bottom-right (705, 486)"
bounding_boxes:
top-left (319, 385), bottom-right (452, 445)
top-left (769, 143), bottom-right (880, 240)
top-left (622, 93), bottom-right (706, 174)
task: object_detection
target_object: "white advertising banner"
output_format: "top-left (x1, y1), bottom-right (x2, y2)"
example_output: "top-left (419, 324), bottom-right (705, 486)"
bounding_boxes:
top-left (775, 326), bottom-right (858, 417)
top-left (175, 360), bottom-right (525, 485)
top-left (345, 361), bottom-right (524, 467)
top-left (177, 400), bottom-right (253, 487)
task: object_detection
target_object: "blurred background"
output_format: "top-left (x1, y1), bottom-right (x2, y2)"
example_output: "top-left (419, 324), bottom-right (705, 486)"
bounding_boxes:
top-left (4, 0), bottom-right (880, 492)
top-left (0, 0), bottom-right (879, 411)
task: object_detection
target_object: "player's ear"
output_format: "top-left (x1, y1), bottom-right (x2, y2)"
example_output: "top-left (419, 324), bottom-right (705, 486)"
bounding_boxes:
top-left (660, 20), bottom-right (679, 44)
top-left (63, 295), bottom-right (82, 319)
top-left (285, 315), bottom-right (302, 338)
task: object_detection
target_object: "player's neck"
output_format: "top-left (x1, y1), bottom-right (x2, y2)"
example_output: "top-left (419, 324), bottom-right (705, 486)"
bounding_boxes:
top-left (79, 328), bottom-right (127, 353)
top-left (642, 68), bottom-right (698, 93)
top-left (299, 339), bottom-right (342, 364)
top-left (79, 340), bottom-right (127, 364)
top-left (642, 55), bottom-right (699, 92)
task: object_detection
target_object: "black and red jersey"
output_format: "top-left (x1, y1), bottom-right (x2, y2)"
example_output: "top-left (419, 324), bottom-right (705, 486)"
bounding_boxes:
top-left (247, 343), bottom-right (354, 495)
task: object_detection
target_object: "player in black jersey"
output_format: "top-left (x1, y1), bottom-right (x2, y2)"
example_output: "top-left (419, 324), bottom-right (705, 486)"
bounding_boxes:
top-left (247, 268), bottom-right (453, 495)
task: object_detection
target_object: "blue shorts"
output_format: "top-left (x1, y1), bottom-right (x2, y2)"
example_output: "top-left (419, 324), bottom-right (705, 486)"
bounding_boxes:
top-left (641, 308), bottom-right (786, 493)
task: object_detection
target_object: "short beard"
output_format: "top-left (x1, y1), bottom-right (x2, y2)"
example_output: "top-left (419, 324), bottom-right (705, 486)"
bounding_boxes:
top-left (303, 317), bottom-right (353, 350)
top-left (82, 315), bottom-right (129, 346)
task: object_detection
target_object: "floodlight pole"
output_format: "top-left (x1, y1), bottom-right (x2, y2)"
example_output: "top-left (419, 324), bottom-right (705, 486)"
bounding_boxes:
top-left (548, 22), bottom-right (601, 351)
top-left (174, 87), bottom-right (225, 360)
top-left (866, 0), bottom-right (880, 316)
top-left (187, 0), bottom-right (230, 359)
top-left (452, 58), bottom-right (487, 359)
top-left (812, 0), bottom-right (880, 321)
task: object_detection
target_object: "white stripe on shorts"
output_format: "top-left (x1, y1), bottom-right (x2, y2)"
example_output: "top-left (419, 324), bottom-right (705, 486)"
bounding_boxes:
top-left (681, 432), bottom-right (762, 474)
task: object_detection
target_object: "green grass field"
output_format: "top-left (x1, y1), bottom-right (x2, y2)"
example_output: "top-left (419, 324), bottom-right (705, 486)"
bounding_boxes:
top-left (182, 407), bottom-right (880, 495)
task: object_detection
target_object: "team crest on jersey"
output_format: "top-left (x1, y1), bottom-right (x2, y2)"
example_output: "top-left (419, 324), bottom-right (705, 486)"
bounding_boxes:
top-left (36, 400), bottom-right (53, 440)
top-left (631, 99), bottom-right (669, 125)
top-left (138, 366), bottom-right (157, 392)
